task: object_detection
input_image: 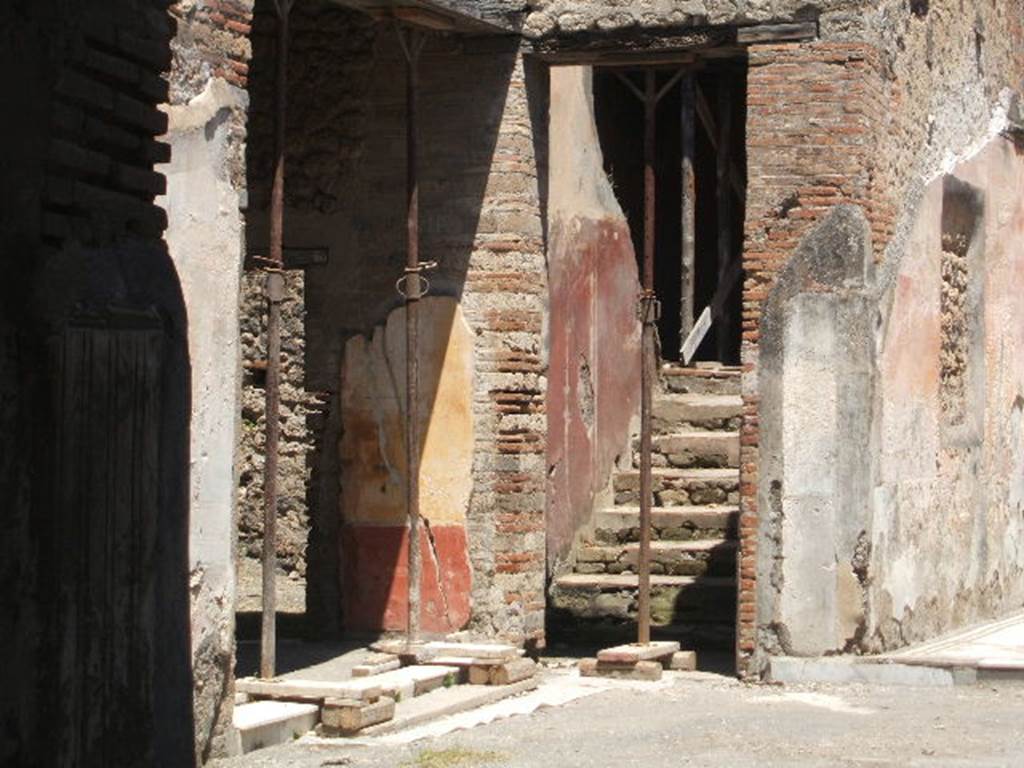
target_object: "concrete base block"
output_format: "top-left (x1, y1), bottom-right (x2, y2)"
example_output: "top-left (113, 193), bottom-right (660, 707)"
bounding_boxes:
top-left (768, 656), bottom-right (974, 687)
top-left (321, 696), bottom-right (396, 735)
top-left (579, 658), bottom-right (663, 681)
top-left (668, 650), bottom-right (697, 671)
top-left (233, 701), bottom-right (319, 754)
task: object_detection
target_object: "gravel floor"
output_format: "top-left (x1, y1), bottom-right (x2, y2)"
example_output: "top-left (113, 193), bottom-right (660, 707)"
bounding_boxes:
top-left (213, 667), bottom-right (1024, 768)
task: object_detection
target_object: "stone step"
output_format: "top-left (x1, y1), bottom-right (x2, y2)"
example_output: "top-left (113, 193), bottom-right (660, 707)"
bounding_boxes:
top-left (660, 364), bottom-right (741, 395)
top-left (594, 505), bottom-right (739, 543)
top-left (550, 573), bottom-right (737, 625)
top-left (233, 700), bottom-right (319, 754)
top-left (634, 431), bottom-right (740, 469)
top-left (613, 467), bottom-right (739, 507)
top-left (576, 539), bottom-right (737, 577)
top-left (653, 393), bottom-right (743, 432)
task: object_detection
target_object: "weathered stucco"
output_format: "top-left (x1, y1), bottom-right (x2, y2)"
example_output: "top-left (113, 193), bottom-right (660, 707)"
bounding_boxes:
top-left (755, 134), bottom-right (1024, 662)
top-left (869, 134), bottom-right (1024, 651)
top-left (339, 296), bottom-right (475, 633)
top-left (160, 75), bottom-right (247, 761)
top-left (546, 66), bottom-right (641, 574)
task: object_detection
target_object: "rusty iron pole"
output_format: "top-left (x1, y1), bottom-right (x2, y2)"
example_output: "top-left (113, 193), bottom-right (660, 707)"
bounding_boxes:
top-left (398, 26), bottom-right (428, 646)
top-left (261, 0), bottom-right (293, 680)
top-left (638, 68), bottom-right (658, 646)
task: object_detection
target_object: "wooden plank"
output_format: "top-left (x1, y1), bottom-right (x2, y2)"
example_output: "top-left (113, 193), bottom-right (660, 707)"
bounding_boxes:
top-left (598, 641), bottom-right (680, 664)
top-left (736, 22), bottom-right (818, 44)
top-left (680, 73), bottom-right (697, 350)
top-left (421, 641), bottom-right (520, 661)
top-left (236, 677), bottom-right (382, 703)
top-left (681, 307), bottom-right (712, 365)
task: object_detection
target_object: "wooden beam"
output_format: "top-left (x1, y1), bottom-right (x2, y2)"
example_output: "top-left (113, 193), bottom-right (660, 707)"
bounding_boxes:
top-left (328, 0), bottom-right (517, 34)
top-left (696, 81), bottom-right (745, 204)
top-left (736, 21), bottom-right (818, 44)
top-left (714, 79), bottom-right (736, 364)
top-left (680, 73), bottom-right (696, 349)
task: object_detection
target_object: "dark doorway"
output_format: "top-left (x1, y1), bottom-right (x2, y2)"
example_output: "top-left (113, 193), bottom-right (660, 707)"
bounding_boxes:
top-left (594, 64), bottom-right (746, 365)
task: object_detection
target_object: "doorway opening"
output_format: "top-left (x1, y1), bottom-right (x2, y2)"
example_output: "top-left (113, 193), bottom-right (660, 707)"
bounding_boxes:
top-left (594, 63), bottom-right (746, 365)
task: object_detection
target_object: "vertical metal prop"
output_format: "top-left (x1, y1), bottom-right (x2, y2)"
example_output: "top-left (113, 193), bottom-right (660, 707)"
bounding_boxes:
top-left (262, 0), bottom-right (293, 680)
top-left (679, 74), bottom-right (696, 350)
top-left (637, 69), bottom-right (658, 646)
top-left (397, 26), bottom-right (428, 646)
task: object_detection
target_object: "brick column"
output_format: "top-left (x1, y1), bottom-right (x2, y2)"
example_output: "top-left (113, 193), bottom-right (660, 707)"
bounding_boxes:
top-left (462, 55), bottom-right (548, 645)
top-left (737, 42), bottom-right (894, 675)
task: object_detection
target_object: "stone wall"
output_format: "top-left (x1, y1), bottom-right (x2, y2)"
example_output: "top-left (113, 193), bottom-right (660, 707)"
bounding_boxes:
top-left (164, 0), bottom-right (254, 760)
top-left (244, 11), bottom-right (548, 643)
top-left (743, 0), bottom-right (1024, 675)
top-left (237, 269), bottom-right (316, 581)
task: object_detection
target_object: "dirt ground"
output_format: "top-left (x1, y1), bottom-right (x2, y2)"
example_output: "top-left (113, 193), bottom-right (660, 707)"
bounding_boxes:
top-left (213, 667), bottom-right (1024, 768)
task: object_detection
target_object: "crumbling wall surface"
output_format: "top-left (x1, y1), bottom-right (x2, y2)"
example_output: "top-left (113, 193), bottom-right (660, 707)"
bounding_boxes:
top-left (546, 66), bottom-right (641, 574)
top-left (743, 0), bottom-right (1023, 675)
top-left (241, 0), bottom-right (376, 635)
top-left (522, 0), bottom-right (864, 37)
top-left (755, 205), bottom-right (876, 658)
top-left (245, 24), bottom-right (548, 643)
top-left (237, 270), bottom-right (314, 581)
top-left (868, 136), bottom-right (1024, 651)
top-left (164, 0), bottom-right (254, 761)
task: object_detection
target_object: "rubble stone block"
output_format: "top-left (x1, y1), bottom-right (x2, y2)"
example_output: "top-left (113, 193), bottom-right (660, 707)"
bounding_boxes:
top-left (668, 650), bottom-right (697, 671)
top-left (579, 658), bottom-right (662, 681)
top-left (321, 696), bottom-right (396, 735)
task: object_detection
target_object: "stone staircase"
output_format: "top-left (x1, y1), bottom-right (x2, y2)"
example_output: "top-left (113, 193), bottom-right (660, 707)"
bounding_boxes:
top-left (550, 363), bottom-right (742, 649)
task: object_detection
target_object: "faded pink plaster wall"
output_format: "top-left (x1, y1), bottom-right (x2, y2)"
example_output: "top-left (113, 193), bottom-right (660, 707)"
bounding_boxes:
top-left (870, 133), bottom-right (1024, 649)
top-left (546, 67), bottom-right (641, 571)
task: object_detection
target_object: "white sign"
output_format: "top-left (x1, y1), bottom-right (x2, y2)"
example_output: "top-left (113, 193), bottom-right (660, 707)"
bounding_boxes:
top-left (681, 306), bottom-right (712, 364)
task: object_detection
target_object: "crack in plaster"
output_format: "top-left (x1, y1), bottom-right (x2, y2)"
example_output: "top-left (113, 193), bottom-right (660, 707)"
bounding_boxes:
top-left (423, 517), bottom-right (454, 630)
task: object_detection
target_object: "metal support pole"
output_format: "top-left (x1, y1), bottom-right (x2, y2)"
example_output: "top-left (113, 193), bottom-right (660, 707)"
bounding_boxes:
top-left (638, 68), bottom-right (658, 647)
top-left (680, 74), bottom-right (696, 351)
top-left (261, 0), bottom-right (293, 681)
top-left (398, 26), bottom-right (428, 646)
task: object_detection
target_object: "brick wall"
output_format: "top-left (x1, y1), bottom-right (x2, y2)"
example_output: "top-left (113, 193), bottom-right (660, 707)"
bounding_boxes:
top-left (737, 42), bottom-right (893, 676)
top-left (242, 17), bottom-right (548, 643)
